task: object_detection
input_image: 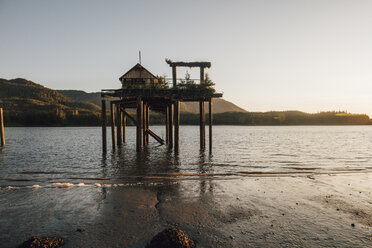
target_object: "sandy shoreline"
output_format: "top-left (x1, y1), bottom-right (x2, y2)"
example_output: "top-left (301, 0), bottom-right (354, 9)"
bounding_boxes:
top-left (1, 172), bottom-right (371, 247)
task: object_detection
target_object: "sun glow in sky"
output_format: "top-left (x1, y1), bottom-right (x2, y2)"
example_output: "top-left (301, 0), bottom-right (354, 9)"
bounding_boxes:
top-left (1, 0), bottom-right (372, 116)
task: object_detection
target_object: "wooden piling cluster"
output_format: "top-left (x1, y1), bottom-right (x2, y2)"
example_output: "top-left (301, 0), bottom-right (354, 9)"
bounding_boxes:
top-left (0, 108), bottom-right (4, 147)
top-left (101, 60), bottom-right (222, 154)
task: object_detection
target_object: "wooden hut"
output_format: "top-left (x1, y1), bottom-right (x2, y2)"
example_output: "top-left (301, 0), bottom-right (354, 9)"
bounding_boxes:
top-left (102, 59), bottom-right (223, 154)
top-left (119, 63), bottom-right (158, 89)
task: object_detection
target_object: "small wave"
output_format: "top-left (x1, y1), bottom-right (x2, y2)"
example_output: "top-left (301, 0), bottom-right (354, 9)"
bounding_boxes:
top-left (7, 186), bottom-right (21, 190)
top-left (6, 178), bottom-right (32, 182)
top-left (155, 172), bottom-right (234, 177)
top-left (22, 171), bottom-right (65, 174)
top-left (0, 181), bottom-right (179, 190)
top-left (52, 182), bottom-right (74, 188)
top-left (271, 154), bottom-right (298, 157)
top-left (287, 167), bottom-right (319, 171)
top-left (70, 177), bottom-right (111, 180)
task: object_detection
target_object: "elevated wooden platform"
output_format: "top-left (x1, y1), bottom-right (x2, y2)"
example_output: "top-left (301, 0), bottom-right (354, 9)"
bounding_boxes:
top-left (101, 60), bottom-right (223, 154)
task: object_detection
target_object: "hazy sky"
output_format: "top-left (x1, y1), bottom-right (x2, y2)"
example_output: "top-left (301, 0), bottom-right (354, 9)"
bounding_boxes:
top-left (1, 0), bottom-right (372, 115)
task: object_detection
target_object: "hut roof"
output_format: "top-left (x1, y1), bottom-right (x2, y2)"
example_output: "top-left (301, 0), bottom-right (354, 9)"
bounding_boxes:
top-left (119, 63), bottom-right (157, 81)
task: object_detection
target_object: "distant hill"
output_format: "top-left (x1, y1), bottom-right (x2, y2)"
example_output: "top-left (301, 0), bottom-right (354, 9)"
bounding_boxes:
top-left (1, 78), bottom-right (370, 126)
top-left (57, 90), bottom-right (102, 107)
top-left (57, 90), bottom-right (247, 114)
top-left (0, 78), bottom-right (101, 126)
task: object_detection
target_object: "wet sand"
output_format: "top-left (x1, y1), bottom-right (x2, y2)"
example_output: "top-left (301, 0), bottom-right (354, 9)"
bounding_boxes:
top-left (0, 172), bottom-right (371, 247)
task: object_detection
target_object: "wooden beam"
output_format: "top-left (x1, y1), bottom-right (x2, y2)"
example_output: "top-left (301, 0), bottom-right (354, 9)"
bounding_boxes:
top-left (0, 108), bottom-right (5, 147)
top-left (136, 97), bottom-right (143, 151)
top-left (200, 101), bottom-right (205, 150)
top-left (117, 104), bottom-right (122, 146)
top-left (168, 104), bottom-right (173, 148)
top-left (146, 129), bottom-right (164, 145)
top-left (209, 99), bottom-right (213, 153)
top-left (174, 101), bottom-right (180, 153)
top-left (101, 100), bottom-right (106, 152)
top-left (110, 102), bottom-right (116, 151)
top-left (166, 59), bottom-right (211, 68)
top-left (121, 108), bottom-right (136, 124)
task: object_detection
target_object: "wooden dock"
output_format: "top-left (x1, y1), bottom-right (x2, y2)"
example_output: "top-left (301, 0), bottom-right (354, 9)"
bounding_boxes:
top-left (101, 60), bottom-right (222, 153)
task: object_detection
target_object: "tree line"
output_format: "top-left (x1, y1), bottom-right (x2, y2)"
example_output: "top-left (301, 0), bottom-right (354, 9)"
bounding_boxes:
top-left (3, 110), bottom-right (371, 126)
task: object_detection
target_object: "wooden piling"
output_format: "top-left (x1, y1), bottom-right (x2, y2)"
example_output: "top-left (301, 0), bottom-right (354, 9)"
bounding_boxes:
top-left (101, 100), bottom-right (106, 152)
top-left (146, 105), bottom-right (149, 145)
top-left (168, 104), bottom-right (173, 148)
top-left (143, 103), bottom-right (147, 146)
top-left (122, 109), bottom-right (126, 143)
top-left (209, 99), bottom-right (213, 152)
top-left (110, 102), bottom-right (116, 150)
top-left (0, 108), bottom-right (5, 147)
top-left (165, 105), bottom-right (169, 144)
top-left (136, 97), bottom-right (143, 151)
top-left (200, 66), bottom-right (206, 150)
top-left (174, 101), bottom-right (180, 153)
top-left (199, 101), bottom-right (205, 149)
top-left (116, 104), bottom-right (122, 146)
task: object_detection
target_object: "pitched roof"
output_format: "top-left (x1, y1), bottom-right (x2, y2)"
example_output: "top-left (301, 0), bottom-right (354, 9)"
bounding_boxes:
top-left (119, 63), bottom-right (157, 81)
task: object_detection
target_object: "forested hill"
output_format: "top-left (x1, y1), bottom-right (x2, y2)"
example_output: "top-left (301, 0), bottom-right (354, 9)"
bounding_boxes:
top-left (0, 78), bottom-right (101, 126)
top-left (0, 78), bottom-right (371, 126)
top-left (57, 90), bottom-right (247, 114)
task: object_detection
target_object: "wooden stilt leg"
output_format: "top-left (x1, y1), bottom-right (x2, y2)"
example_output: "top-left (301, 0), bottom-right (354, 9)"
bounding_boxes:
top-left (168, 104), bottom-right (173, 148)
top-left (136, 97), bottom-right (143, 151)
top-left (209, 99), bottom-right (213, 153)
top-left (174, 101), bottom-right (180, 153)
top-left (101, 100), bottom-right (106, 152)
top-left (143, 103), bottom-right (147, 146)
top-left (0, 108), bottom-right (5, 147)
top-left (122, 109), bottom-right (126, 143)
top-left (146, 105), bottom-right (149, 145)
top-left (117, 104), bottom-right (122, 146)
top-left (200, 101), bottom-right (205, 150)
top-left (110, 102), bottom-right (116, 151)
top-left (165, 105), bottom-right (169, 144)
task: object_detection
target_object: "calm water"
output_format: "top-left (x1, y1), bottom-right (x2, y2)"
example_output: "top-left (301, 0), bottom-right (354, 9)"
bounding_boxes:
top-left (1, 126), bottom-right (372, 247)
top-left (1, 125), bottom-right (372, 186)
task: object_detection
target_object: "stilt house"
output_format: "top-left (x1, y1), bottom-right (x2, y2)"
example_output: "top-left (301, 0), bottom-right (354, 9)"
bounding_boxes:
top-left (119, 63), bottom-right (158, 89)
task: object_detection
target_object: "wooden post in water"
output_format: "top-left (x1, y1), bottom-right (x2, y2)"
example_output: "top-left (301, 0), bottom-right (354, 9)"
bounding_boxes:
top-left (142, 103), bottom-right (147, 146)
top-left (168, 104), bottom-right (173, 147)
top-left (0, 108), bottom-right (5, 147)
top-left (110, 102), bottom-right (116, 151)
top-left (116, 104), bottom-right (122, 146)
top-left (209, 98), bottom-right (213, 153)
top-left (174, 101), bottom-right (180, 153)
top-left (101, 100), bottom-right (106, 152)
top-left (146, 105), bottom-right (149, 145)
top-left (171, 65), bottom-right (177, 150)
top-left (165, 106), bottom-right (169, 144)
top-left (199, 101), bottom-right (205, 149)
top-left (200, 67), bottom-right (206, 150)
top-left (122, 109), bottom-right (126, 143)
top-left (136, 97), bottom-right (143, 151)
